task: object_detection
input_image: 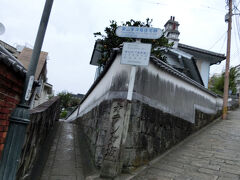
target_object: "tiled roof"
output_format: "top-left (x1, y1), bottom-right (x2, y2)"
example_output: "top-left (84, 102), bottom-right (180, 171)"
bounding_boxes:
top-left (166, 48), bottom-right (204, 86)
top-left (18, 47), bottom-right (48, 80)
top-left (168, 48), bottom-right (193, 59)
top-left (0, 40), bottom-right (19, 58)
top-left (0, 50), bottom-right (26, 77)
top-left (80, 49), bottom-right (219, 106)
top-left (178, 43), bottom-right (226, 65)
top-left (179, 43), bottom-right (225, 58)
top-left (150, 56), bottom-right (218, 97)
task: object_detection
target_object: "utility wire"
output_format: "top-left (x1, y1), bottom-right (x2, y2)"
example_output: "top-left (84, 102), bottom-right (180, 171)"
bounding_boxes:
top-left (232, 15), bottom-right (240, 60)
top-left (233, 16), bottom-right (240, 49)
top-left (141, 0), bottom-right (224, 13)
top-left (141, 0), bottom-right (167, 6)
top-left (219, 33), bottom-right (227, 52)
top-left (233, 9), bottom-right (240, 41)
top-left (231, 48), bottom-right (240, 59)
top-left (209, 31), bottom-right (228, 50)
top-left (199, 4), bottom-right (223, 12)
top-left (233, 0), bottom-right (240, 12)
top-left (236, 0), bottom-right (240, 7)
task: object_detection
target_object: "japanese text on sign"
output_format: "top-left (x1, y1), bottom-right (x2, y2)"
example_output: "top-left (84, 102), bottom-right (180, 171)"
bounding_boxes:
top-left (121, 42), bottom-right (152, 66)
top-left (116, 26), bottom-right (162, 39)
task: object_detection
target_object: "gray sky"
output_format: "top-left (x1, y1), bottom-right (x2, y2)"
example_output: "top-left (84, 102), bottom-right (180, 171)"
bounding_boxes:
top-left (1, 0), bottom-right (240, 94)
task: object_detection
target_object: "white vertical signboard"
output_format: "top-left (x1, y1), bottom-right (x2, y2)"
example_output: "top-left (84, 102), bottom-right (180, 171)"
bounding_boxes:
top-left (121, 42), bottom-right (152, 66)
top-left (25, 75), bottom-right (34, 101)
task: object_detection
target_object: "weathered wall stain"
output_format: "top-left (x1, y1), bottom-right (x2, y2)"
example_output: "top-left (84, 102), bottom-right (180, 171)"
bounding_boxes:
top-left (110, 72), bottom-right (128, 92)
top-left (76, 71), bottom-right (129, 118)
top-left (123, 100), bottom-right (221, 170)
top-left (77, 98), bottom-right (221, 173)
top-left (134, 68), bottom-right (218, 123)
top-left (76, 60), bottom-right (223, 177)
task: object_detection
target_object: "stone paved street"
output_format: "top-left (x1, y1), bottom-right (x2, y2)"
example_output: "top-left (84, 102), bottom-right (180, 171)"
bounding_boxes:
top-left (40, 122), bottom-right (84, 180)
top-left (131, 108), bottom-right (240, 180)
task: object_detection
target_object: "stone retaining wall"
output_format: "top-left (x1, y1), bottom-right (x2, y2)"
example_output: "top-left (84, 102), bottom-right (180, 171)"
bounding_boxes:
top-left (123, 100), bottom-right (221, 170)
top-left (77, 99), bottom-right (222, 176)
top-left (16, 96), bottom-right (60, 180)
top-left (74, 55), bottom-right (226, 178)
top-left (77, 100), bottom-right (112, 168)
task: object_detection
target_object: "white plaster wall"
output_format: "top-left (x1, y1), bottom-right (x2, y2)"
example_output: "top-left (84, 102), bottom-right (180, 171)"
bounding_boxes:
top-left (196, 60), bottom-right (202, 73)
top-left (145, 62), bottom-right (216, 104)
top-left (198, 60), bottom-right (210, 88)
top-left (67, 54), bottom-right (221, 123)
top-left (133, 61), bottom-right (221, 123)
top-left (67, 55), bottom-right (131, 121)
top-left (216, 97), bottom-right (223, 110)
top-left (165, 54), bottom-right (181, 67)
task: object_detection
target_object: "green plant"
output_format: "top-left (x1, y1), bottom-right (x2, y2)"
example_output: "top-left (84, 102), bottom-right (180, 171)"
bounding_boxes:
top-left (48, 94), bottom-right (54, 100)
top-left (209, 67), bottom-right (240, 95)
top-left (94, 18), bottom-right (172, 66)
top-left (57, 91), bottom-right (80, 109)
top-left (228, 67), bottom-right (240, 94)
top-left (60, 110), bottom-right (68, 119)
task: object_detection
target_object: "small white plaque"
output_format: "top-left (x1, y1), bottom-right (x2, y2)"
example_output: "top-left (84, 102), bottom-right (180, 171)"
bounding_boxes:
top-left (121, 42), bottom-right (151, 66)
top-left (25, 75), bottom-right (34, 101)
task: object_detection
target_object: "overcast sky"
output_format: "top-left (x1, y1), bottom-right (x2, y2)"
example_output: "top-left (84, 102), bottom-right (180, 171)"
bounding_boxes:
top-left (1, 0), bottom-right (240, 94)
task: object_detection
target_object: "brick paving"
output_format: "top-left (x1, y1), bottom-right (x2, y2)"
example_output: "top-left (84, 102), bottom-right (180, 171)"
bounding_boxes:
top-left (40, 122), bottom-right (84, 180)
top-left (131, 108), bottom-right (240, 180)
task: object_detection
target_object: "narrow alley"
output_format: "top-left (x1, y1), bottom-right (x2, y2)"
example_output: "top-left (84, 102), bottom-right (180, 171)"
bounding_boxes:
top-left (40, 122), bottom-right (84, 180)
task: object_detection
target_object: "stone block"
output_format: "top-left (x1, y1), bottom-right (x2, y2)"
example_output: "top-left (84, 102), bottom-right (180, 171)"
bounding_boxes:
top-left (100, 159), bottom-right (122, 178)
top-left (131, 101), bottom-right (142, 117)
top-left (96, 135), bottom-right (105, 147)
top-left (122, 149), bottom-right (137, 167)
top-left (139, 120), bottom-right (146, 133)
top-left (94, 146), bottom-right (104, 167)
top-left (124, 132), bottom-right (140, 148)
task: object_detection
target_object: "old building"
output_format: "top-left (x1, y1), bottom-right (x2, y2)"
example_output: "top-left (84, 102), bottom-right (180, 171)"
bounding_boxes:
top-left (91, 17), bottom-right (226, 88)
top-left (17, 47), bottom-right (53, 108)
top-left (0, 40), bottom-right (19, 58)
top-left (0, 46), bottom-right (26, 159)
top-left (163, 16), bottom-right (226, 87)
top-left (0, 41), bottom-right (53, 109)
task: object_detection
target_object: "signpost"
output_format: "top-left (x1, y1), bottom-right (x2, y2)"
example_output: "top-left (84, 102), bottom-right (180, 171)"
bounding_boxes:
top-left (116, 26), bottom-right (162, 39)
top-left (121, 42), bottom-right (152, 66)
top-left (101, 26), bottom-right (163, 179)
top-left (116, 26), bottom-right (163, 101)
